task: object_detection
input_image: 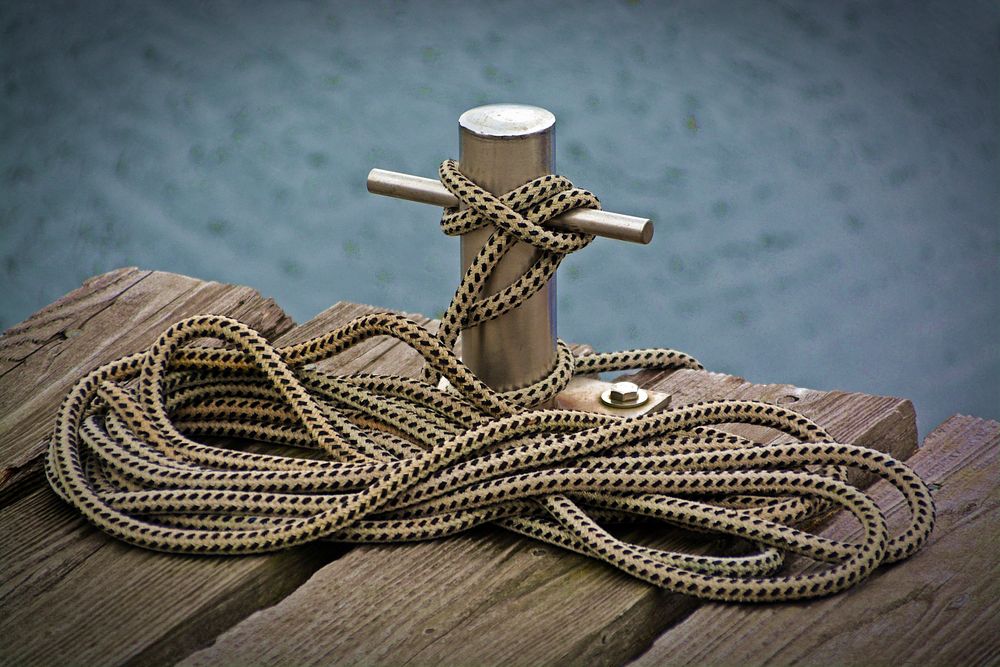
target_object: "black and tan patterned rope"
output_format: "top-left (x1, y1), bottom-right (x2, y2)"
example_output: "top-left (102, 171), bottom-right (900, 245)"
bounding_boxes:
top-left (45, 160), bottom-right (934, 602)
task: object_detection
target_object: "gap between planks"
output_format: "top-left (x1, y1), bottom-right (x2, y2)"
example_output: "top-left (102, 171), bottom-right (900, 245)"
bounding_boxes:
top-left (0, 270), bottom-right (427, 667)
top-left (177, 366), bottom-right (918, 667)
top-left (626, 414), bottom-right (1000, 667)
top-left (0, 267), bottom-right (294, 505)
top-left (0, 269), bottom-right (925, 667)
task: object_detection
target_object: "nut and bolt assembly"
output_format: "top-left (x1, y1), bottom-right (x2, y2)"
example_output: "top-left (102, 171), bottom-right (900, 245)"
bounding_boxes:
top-left (600, 381), bottom-right (650, 408)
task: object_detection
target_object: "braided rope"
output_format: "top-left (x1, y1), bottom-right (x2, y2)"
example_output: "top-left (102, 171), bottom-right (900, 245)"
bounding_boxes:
top-left (45, 161), bottom-right (934, 602)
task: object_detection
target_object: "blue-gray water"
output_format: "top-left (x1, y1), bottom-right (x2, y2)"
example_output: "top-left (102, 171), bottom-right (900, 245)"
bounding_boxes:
top-left (2, 1), bottom-right (997, 437)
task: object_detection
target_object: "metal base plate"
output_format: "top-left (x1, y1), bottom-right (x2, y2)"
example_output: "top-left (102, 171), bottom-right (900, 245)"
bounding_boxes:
top-left (439, 375), bottom-right (670, 417)
top-left (554, 377), bottom-right (671, 417)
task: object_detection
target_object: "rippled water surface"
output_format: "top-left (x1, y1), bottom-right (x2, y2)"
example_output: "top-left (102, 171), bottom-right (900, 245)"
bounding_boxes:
top-left (2, 1), bottom-right (997, 435)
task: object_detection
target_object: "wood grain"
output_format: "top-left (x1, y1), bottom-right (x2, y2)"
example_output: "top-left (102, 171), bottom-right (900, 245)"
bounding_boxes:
top-left (0, 275), bottom-right (431, 667)
top-left (650, 368), bottom-right (918, 488)
top-left (178, 367), bottom-right (919, 667)
top-left (0, 267), bottom-right (293, 505)
top-left (4, 274), bottom-right (956, 667)
top-left (627, 414), bottom-right (1000, 667)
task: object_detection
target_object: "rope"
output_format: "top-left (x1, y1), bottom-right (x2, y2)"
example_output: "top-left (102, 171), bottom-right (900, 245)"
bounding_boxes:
top-left (45, 160), bottom-right (935, 602)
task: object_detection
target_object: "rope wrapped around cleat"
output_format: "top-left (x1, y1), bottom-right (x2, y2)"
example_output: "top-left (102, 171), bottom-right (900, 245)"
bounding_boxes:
top-left (45, 160), bottom-right (935, 602)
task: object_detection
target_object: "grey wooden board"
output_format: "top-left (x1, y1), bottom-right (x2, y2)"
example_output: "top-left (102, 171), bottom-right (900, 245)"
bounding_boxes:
top-left (178, 369), bottom-right (919, 667)
top-left (0, 271), bottom-right (431, 667)
top-left (627, 414), bottom-right (1000, 667)
top-left (1, 269), bottom-right (949, 667)
top-left (0, 267), bottom-right (294, 503)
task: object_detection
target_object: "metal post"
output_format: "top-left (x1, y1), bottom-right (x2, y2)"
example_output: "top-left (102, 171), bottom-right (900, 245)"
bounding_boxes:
top-left (365, 105), bottom-right (670, 416)
top-left (457, 104), bottom-right (557, 392)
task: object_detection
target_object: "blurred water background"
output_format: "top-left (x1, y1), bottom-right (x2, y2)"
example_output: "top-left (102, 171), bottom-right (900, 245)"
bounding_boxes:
top-left (2, 0), bottom-right (997, 436)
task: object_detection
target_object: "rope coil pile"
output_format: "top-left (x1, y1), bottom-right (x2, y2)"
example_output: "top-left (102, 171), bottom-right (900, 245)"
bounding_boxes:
top-left (46, 160), bottom-right (934, 602)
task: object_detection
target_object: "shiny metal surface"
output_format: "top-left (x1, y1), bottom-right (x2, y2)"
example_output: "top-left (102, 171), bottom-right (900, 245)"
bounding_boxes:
top-left (365, 103), bottom-right (655, 394)
top-left (601, 381), bottom-right (649, 408)
top-left (366, 169), bottom-right (653, 244)
top-left (609, 382), bottom-right (640, 403)
top-left (459, 104), bottom-right (558, 391)
top-left (555, 377), bottom-right (671, 416)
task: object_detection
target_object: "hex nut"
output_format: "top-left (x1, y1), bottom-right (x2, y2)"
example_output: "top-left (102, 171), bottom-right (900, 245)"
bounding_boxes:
top-left (600, 381), bottom-right (649, 409)
top-left (609, 382), bottom-right (640, 404)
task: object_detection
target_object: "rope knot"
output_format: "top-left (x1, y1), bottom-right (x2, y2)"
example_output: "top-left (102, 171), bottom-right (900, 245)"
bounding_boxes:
top-left (427, 161), bottom-right (703, 408)
top-left (438, 159), bottom-right (600, 251)
top-left (426, 160), bottom-right (607, 401)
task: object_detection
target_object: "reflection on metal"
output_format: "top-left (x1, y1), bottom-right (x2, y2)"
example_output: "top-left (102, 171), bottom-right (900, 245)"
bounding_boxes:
top-left (457, 104), bottom-right (558, 392)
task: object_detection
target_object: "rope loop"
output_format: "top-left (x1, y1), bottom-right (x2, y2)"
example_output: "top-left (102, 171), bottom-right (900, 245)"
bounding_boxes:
top-left (438, 159), bottom-right (598, 252)
top-left (426, 160), bottom-right (604, 398)
top-left (44, 162), bottom-right (936, 602)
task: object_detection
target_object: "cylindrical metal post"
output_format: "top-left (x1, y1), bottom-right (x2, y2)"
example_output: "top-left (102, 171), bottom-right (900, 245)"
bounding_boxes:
top-left (458, 104), bottom-right (557, 392)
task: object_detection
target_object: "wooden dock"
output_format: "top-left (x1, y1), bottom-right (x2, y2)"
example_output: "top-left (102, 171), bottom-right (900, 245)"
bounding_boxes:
top-left (2, 268), bottom-right (997, 667)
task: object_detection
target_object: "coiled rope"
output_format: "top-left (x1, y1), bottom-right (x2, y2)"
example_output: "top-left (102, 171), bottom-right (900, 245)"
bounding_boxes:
top-left (45, 160), bottom-right (934, 602)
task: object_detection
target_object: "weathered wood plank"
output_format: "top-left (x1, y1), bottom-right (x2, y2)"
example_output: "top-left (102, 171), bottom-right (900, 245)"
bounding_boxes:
top-left (0, 267), bottom-right (294, 505)
top-left (178, 368), bottom-right (918, 667)
top-left (627, 414), bottom-right (1000, 667)
top-left (1, 268), bottom-right (142, 376)
top-left (649, 369), bottom-right (918, 488)
top-left (0, 488), bottom-right (335, 667)
top-left (274, 300), bottom-right (435, 375)
top-left (0, 278), bottom-right (432, 666)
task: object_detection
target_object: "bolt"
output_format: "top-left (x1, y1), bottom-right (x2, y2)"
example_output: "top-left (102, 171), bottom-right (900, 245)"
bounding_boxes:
top-left (599, 381), bottom-right (652, 410)
top-left (609, 382), bottom-right (640, 404)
